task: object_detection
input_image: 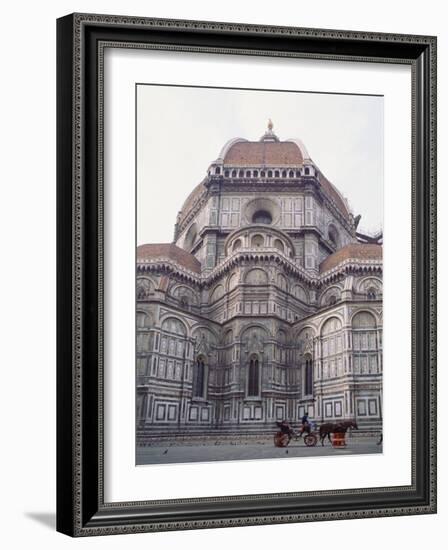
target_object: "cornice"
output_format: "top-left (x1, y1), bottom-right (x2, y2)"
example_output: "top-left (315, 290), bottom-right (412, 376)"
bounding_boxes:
top-left (137, 251), bottom-right (382, 288)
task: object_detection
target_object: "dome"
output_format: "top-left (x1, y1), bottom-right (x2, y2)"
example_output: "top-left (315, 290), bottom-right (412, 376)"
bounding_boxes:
top-left (220, 121), bottom-right (309, 166)
top-left (223, 140), bottom-right (304, 166)
top-left (176, 122), bottom-right (352, 231)
top-left (319, 243), bottom-right (382, 273)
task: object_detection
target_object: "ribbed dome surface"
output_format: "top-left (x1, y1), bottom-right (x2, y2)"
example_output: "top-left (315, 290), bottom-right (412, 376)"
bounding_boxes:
top-left (223, 141), bottom-right (304, 166)
top-left (320, 243), bottom-right (382, 273)
top-left (137, 244), bottom-right (201, 273)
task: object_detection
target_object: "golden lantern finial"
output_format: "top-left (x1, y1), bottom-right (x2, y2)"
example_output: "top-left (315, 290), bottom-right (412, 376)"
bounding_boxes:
top-left (267, 118), bottom-right (274, 131)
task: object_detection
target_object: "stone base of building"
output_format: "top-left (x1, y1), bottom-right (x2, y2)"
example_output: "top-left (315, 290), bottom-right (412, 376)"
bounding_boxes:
top-left (137, 419), bottom-right (381, 447)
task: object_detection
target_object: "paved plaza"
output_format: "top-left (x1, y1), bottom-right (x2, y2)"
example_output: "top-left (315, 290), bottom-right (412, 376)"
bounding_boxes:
top-left (137, 436), bottom-right (382, 465)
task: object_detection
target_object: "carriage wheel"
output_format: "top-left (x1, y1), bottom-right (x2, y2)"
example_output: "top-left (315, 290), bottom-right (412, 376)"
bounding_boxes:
top-left (274, 433), bottom-right (289, 447)
top-left (304, 434), bottom-right (317, 447)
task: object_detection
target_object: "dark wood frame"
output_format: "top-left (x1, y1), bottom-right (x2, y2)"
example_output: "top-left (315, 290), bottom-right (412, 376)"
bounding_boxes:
top-left (57, 13), bottom-right (437, 536)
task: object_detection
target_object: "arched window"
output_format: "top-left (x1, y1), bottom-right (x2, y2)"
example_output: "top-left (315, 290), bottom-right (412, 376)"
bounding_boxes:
top-left (251, 234), bottom-right (264, 247)
top-left (352, 311), bottom-right (379, 375)
top-left (137, 278), bottom-right (153, 300)
top-left (193, 357), bottom-right (206, 398)
top-left (252, 210), bottom-right (272, 224)
top-left (273, 238), bottom-right (284, 253)
top-left (215, 166), bottom-right (221, 175)
top-left (282, 170), bottom-right (287, 178)
top-left (161, 317), bottom-right (187, 336)
top-left (328, 225), bottom-right (339, 248)
top-left (253, 170), bottom-right (259, 177)
top-left (275, 170), bottom-right (280, 177)
top-left (246, 170), bottom-right (251, 177)
top-left (277, 272), bottom-right (287, 291)
top-left (367, 287), bottom-right (377, 300)
top-left (184, 223), bottom-right (198, 251)
top-left (289, 170), bottom-right (294, 178)
top-left (267, 170), bottom-right (273, 178)
top-left (232, 238), bottom-right (242, 252)
top-left (352, 311), bottom-right (376, 330)
top-left (224, 170), bottom-right (229, 177)
top-left (321, 317), bottom-right (343, 381)
top-left (137, 286), bottom-right (148, 300)
top-left (179, 295), bottom-right (190, 310)
top-left (294, 284), bottom-right (308, 302)
top-left (304, 355), bottom-right (313, 395)
top-left (238, 169), bottom-right (244, 177)
top-left (210, 284), bottom-right (224, 303)
top-left (245, 268), bottom-right (268, 285)
top-left (248, 355), bottom-right (260, 396)
top-left (227, 271), bottom-right (238, 290)
top-left (231, 169), bottom-right (237, 177)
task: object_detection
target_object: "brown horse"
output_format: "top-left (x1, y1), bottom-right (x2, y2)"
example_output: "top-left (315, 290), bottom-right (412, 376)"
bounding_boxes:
top-left (319, 420), bottom-right (358, 446)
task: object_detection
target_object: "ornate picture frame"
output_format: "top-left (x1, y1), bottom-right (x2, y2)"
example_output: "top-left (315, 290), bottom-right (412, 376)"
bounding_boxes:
top-left (57, 13), bottom-right (437, 536)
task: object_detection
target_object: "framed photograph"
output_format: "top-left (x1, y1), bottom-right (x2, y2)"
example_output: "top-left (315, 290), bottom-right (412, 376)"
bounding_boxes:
top-left (57, 13), bottom-right (437, 536)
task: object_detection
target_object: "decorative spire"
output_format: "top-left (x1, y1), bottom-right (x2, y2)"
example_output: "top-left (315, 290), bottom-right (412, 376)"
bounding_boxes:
top-left (260, 118), bottom-right (279, 142)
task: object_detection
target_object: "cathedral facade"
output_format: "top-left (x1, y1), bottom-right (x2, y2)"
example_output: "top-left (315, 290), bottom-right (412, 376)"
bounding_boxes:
top-left (136, 123), bottom-right (383, 441)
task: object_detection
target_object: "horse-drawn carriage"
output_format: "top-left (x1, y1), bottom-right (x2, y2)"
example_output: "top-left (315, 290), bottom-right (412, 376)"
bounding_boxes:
top-left (274, 421), bottom-right (318, 447)
top-left (274, 420), bottom-right (357, 448)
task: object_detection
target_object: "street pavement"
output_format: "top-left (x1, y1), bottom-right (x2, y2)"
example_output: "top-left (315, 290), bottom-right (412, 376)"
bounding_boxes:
top-left (136, 437), bottom-right (382, 465)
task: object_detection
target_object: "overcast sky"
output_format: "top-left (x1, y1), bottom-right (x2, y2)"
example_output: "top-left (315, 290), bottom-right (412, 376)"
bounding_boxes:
top-left (137, 85), bottom-right (383, 245)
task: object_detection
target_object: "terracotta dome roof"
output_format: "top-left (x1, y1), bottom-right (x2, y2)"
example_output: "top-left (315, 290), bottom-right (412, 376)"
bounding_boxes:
top-left (320, 243), bottom-right (382, 273)
top-left (137, 243), bottom-right (201, 273)
top-left (223, 141), bottom-right (304, 166)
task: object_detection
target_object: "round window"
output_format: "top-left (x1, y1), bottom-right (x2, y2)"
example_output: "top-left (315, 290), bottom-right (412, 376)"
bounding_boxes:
top-left (252, 210), bottom-right (272, 224)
